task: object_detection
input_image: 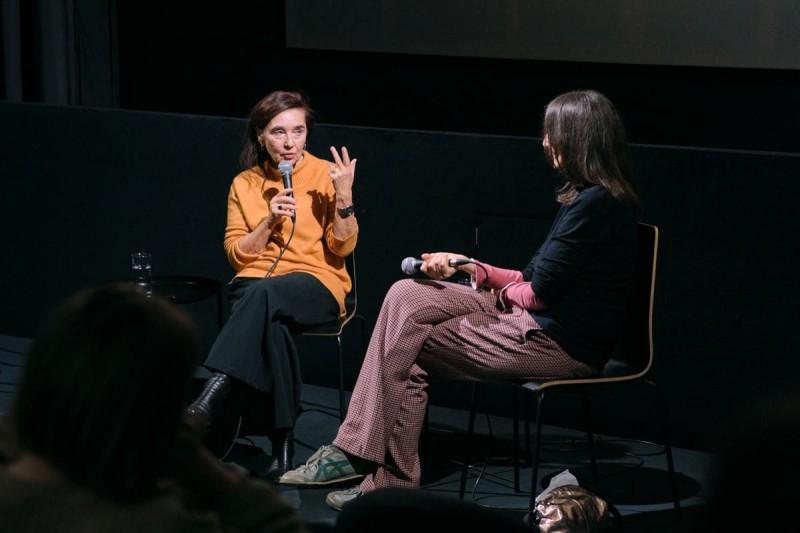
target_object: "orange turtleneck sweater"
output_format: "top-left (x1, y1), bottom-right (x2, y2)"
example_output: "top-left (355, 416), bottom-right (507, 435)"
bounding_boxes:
top-left (223, 151), bottom-right (358, 318)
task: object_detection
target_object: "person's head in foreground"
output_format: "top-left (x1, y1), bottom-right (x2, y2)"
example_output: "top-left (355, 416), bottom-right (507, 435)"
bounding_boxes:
top-left (6, 283), bottom-right (199, 501)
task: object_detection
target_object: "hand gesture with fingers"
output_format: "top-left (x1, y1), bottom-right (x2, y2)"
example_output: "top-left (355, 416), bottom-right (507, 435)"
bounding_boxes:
top-left (328, 146), bottom-right (357, 195)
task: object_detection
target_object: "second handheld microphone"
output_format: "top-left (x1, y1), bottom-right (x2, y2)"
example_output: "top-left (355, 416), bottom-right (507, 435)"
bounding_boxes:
top-left (401, 257), bottom-right (472, 275)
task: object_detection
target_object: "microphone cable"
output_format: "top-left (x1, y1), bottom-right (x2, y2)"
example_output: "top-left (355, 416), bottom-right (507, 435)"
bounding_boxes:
top-left (264, 218), bottom-right (296, 278)
top-left (265, 159), bottom-right (297, 277)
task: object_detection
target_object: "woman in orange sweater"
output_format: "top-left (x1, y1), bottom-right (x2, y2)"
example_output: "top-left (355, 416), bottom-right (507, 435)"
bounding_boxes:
top-left (186, 90), bottom-right (358, 481)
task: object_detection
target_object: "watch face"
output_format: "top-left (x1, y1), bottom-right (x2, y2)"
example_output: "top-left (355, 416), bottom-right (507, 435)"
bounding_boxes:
top-left (339, 205), bottom-right (355, 216)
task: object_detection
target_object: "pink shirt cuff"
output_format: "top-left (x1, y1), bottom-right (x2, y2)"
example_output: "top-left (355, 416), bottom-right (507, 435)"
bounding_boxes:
top-left (500, 281), bottom-right (548, 311)
top-left (472, 262), bottom-right (523, 290)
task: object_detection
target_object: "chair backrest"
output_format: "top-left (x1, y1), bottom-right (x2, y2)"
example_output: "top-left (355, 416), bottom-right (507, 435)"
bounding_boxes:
top-left (602, 222), bottom-right (659, 379)
top-left (340, 249), bottom-right (358, 326)
top-left (472, 216), bottom-right (659, 388)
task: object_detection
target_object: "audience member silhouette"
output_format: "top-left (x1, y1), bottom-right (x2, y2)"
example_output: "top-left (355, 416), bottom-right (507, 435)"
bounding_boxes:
top-left (0, 283), bottom-right (308, 532)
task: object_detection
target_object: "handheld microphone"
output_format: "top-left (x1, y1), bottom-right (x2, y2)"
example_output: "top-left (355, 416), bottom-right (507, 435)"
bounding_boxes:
top-left (401, 257), bottom-right (472, 275)
top-left (278, 160), bottom-right (293, 196)
top-left (277, 160), bottom-right (295, 220)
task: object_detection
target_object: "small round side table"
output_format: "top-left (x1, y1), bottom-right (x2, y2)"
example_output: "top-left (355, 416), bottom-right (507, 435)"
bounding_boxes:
top-left (149, 275), bottom-right (224, 331)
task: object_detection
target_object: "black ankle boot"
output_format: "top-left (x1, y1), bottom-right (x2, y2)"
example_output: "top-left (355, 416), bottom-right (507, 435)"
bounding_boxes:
top-left (185, 372), bottom-right (231, 432)
top-left (264, 429), bottom-right (294, 482)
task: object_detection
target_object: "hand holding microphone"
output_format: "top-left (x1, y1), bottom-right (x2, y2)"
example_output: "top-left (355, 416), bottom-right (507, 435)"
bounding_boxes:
top-left (401, 253), bottom-right (473, 278)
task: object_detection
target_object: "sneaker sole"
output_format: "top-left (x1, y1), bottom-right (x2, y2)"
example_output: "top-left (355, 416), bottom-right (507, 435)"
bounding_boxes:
top-left (278, 472), bottom-right (364, 486)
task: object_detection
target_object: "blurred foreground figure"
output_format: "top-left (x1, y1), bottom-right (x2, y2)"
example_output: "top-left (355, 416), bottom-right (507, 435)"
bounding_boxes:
top-left (0, 283), bottom-right (307, 533)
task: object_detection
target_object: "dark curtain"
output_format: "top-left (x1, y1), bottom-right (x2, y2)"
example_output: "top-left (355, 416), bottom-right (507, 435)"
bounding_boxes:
top-left (1, 0), bottom-right (118, 106)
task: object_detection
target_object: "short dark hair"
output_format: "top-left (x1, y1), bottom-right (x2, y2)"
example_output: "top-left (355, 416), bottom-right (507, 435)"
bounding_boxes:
top-left (542, 90), bottom-right (639, 208)
top-left (10, 283), bottom-right (200, 501)
top-left (240, 90), bottom-right (317, 169)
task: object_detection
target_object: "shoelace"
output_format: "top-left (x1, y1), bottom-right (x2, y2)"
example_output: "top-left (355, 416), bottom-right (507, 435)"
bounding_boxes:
top-left (295, 445), bottom-right (335, 471)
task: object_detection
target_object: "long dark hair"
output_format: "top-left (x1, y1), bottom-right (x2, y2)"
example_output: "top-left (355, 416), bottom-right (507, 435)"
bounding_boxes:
top-left (542, 90), bottom-right (639, 208)
top-left (239, 90), bottom-right (317, 170)
top-left (10, 284), bottom-right (200, 501)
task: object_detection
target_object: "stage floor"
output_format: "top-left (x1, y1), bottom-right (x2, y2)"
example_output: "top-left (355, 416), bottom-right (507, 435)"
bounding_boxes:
top-left (0, 334), bottom-right (715, 531)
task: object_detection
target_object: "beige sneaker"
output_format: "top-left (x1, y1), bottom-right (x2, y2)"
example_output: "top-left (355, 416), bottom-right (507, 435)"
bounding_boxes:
top-left (326, 486), bottom-right (362, 511)
top-left (278, 445), bottom-right (364, 486)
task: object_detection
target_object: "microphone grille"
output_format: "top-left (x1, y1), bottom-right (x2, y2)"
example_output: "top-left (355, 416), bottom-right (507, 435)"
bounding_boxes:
top-left (401, 257), bottom-right (417, 275)
top-left (278, 160), bottom-right (293, 173)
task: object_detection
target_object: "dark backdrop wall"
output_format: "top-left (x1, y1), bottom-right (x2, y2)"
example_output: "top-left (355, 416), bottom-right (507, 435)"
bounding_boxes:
top-left (2, 102), bottom-right (799, 453)
top-left (111, 1), bottom-right (800, 153)
top-left (6, 1), bottom-right (796, 152)
top-left (284, 1), bottom-right (800, 70)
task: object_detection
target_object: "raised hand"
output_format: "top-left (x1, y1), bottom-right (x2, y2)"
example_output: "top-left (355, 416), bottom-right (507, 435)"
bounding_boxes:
top-left (328, 146), bottom-right (357, 197)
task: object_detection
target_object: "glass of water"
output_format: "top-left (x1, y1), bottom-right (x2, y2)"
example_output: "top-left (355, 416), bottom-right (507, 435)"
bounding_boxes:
top-left (130, 252), bottom-right (153, 296)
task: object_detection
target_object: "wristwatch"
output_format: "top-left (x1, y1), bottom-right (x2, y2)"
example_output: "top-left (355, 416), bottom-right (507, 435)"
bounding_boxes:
top-left (337, 204), bottom-right (355, 218)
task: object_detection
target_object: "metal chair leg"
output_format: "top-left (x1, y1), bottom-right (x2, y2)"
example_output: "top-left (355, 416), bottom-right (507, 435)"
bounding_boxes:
top-left (646, 380), bottom-right (681, 511)
top-left (335, 335), bottom-right (345, 421)
top-left (583, 388), bottom-right (598, 482)
top-left (459, 382), bottom-right (480, 498)
top-left (513, 386), bottom-right (521, 492)
top-left (528, 390), bottom-right (546, 515)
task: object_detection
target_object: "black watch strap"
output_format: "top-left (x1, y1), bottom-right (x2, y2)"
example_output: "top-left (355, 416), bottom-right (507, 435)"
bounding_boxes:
top-left (337, 204), bottom-right (355, 218)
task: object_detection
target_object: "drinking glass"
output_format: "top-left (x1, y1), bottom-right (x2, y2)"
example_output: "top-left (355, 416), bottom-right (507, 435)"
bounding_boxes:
top-left (130, 252), bottom-right (153, 296)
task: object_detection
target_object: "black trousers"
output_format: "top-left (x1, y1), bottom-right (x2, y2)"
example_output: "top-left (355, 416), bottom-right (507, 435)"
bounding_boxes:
top-left (203, 272), bottom-right (338, 431)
